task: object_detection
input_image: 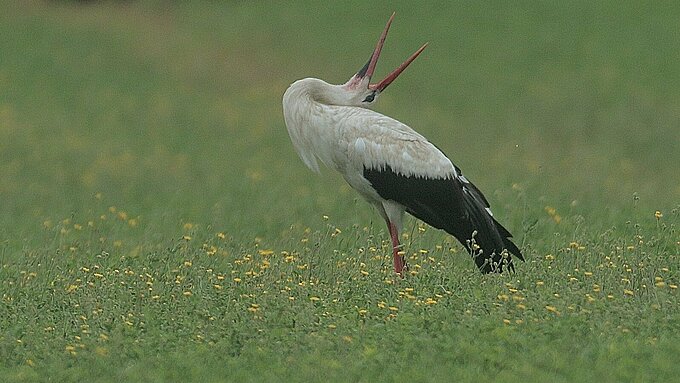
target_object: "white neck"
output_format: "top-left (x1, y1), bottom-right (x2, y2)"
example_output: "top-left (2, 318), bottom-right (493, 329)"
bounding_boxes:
top-left (282, 78), bottom-right (343, 173)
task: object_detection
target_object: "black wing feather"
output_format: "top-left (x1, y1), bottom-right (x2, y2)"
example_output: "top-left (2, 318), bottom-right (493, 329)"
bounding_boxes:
top-left (363, 165), bottom-right (523, 273)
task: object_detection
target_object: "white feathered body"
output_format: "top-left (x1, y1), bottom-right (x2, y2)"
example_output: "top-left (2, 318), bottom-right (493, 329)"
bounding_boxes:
top-left (283, 78), bottom-right (454, 207)
top-left (282, 77), bottom-right (522, 273)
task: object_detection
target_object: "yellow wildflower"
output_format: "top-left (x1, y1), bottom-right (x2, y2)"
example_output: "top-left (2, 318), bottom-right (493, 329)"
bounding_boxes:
top-left (545, 305), bottom-right (560, 315)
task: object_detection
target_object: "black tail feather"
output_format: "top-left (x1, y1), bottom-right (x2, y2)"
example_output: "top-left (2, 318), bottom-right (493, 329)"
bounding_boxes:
top-left (457, 189), bottom-right (521, 273)
top-left (362, 165), bottom-right (523, 274)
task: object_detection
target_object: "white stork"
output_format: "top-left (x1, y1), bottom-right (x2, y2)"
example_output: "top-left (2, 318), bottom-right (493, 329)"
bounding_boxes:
top-left (282, 13), bottom-right (523, 275)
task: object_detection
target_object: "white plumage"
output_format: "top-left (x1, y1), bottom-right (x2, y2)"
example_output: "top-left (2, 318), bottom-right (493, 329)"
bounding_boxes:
top-left (283, 14), bottom-right (523, 274)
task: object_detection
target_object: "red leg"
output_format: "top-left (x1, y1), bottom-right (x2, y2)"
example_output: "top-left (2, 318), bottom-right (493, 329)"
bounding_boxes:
top-left (387, 221), bottom-right (407, 275)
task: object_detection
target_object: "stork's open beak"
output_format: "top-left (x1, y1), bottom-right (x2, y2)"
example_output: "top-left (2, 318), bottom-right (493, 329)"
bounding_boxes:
top-left (348, 13), bottom-right (428, 92)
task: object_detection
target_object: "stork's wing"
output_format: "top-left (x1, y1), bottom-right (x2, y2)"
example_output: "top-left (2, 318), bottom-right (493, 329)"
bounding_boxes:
top-left (339, 114), bottom-right (455, 179)
top-left (341, 116), bottom-right (522, 272)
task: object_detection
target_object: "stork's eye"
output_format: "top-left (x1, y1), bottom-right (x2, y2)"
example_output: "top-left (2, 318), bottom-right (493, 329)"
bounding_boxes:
top-left (362, 92), bottom-right (376, 103)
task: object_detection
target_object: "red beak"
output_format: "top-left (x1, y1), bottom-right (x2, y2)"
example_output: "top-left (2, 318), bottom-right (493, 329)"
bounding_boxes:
top-left (351, 12), bottom-right (428, 92)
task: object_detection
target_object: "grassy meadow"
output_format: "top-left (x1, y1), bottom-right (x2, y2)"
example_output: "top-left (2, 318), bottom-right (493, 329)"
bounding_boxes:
top-left (1, 1), bottom-right (679, 381)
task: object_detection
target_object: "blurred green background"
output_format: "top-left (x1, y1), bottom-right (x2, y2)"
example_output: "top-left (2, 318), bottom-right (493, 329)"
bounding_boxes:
top-left (1, 0), bottom-right (678, 242)
top-left (1, 2), bottom-right (679, 381)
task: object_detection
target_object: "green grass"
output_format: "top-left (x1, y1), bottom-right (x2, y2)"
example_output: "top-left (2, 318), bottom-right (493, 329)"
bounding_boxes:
top-left (1, 1), bottom-right (678, 381)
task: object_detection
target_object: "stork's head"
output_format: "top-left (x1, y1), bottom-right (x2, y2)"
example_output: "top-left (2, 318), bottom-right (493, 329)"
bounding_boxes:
top-left (341, 13), bottom-right (427, 108)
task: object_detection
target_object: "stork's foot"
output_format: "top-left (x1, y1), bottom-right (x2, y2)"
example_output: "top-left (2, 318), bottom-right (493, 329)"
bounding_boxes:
top-left (387, 221), bottom-right (407, 276)
top-left (393, 250), bottom-right (408, 277)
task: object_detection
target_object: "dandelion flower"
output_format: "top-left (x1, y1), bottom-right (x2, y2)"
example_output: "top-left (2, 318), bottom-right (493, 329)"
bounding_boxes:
top-left (545, 305), bottom-right (560, 315)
